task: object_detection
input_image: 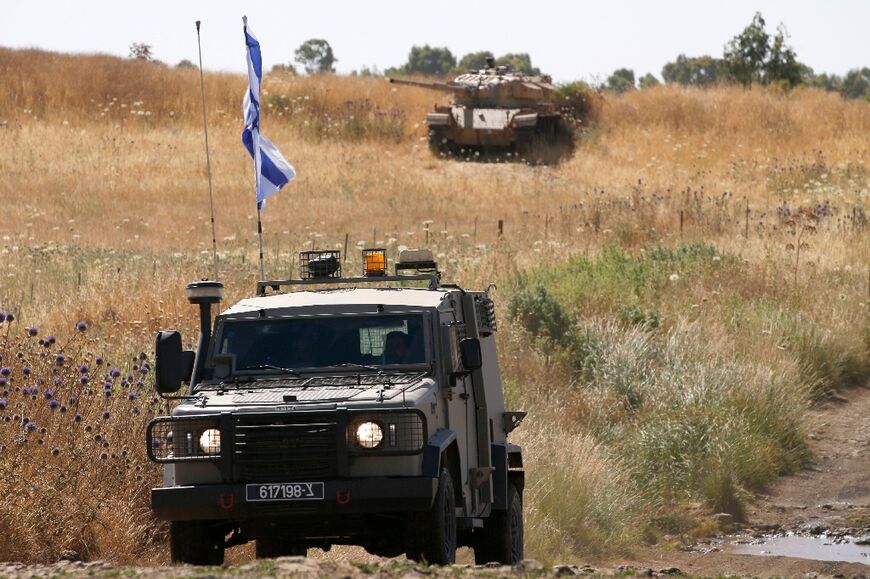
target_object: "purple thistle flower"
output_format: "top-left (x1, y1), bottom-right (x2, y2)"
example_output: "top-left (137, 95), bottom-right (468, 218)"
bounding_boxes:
top-left (0, 378), bottom-right (6, 387)
top-left (38, 339), bottom-right (45, 347)
top-left (60, 405), bottom-right (67, 413)
top-left (80, 375), bottom-right (89, 384)
top-left (22, 366), bottom-right (30, 376)
top-left (0, 367), bottom-right (10, 377)
top-left (104, 390), bottom-right (112, 398)
top-left (73, 413), bottom-right (82, 422)
top-left (44, 389), bottom-right (54, 400)
top-left (48, 400), bottom-right (59, 410)
top-left (0, 398), bottom-right (7, 409)
top-left (151, 439), bottom-right (161, 448)
top-left (51, 447), bottom-right (60, 457)
top-left (75, 321), bottom-right (88, 332)
top-left (132, 406), bottom-right (140, 415)
top-left (0, 312), bottom-right (6, 323)
top-left (95, 356), bottom-right (104, 366)
top-left (109, 368), bottom-right (121, 379)
top-left (26, 327), bottom-right (38, 337)
top-left (55, 353), bottom-right (65, 366)
top-left (102, 410), bottom-right (111, 420)
top-left (79, 364), bottom-right (89, 374)
top-left (127, 392), bottom-right (136, 401)
top-left (5, 313), bottom-right (13, 322)
top-left (140, 366), bottom-right (149, 375)
top-left (47, 336), bottom-right (56, 345)
top-left (25, 421), bottom-right (37, 433)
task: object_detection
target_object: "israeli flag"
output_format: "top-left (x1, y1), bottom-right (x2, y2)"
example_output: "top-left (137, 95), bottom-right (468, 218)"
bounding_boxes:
top-left (243, 16), bottom-right (295, 209)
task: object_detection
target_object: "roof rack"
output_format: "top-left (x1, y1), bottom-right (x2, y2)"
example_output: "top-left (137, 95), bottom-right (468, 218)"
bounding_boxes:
top-left (255, 249), bottom-right (442, 297)
top-left (256, 273), bottom-right (441, 297)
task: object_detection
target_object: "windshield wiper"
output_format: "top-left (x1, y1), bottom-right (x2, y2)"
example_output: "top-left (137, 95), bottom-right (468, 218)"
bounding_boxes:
top-left (337, 362), bottom-right (382, 373)
top-left (247, 364), bottom-right (302, 377)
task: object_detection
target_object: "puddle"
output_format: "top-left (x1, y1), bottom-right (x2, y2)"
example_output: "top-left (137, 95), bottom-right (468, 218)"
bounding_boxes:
top-left (733, 535), bottom-right (869, 565)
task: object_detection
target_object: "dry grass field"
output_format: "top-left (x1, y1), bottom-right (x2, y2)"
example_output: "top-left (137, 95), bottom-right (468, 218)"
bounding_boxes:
top-left (0, 48), bottom-right (867, 565)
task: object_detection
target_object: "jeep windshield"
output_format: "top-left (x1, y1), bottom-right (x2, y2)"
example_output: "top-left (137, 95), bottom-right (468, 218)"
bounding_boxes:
top-left (215, 314), bottom-right (427, 374)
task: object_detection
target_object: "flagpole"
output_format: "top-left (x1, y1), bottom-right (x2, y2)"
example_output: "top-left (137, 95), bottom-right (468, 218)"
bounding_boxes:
top-left (195, 20), bottom-right (219, 281)
top-left (256, 205), bottom-right (265, 280)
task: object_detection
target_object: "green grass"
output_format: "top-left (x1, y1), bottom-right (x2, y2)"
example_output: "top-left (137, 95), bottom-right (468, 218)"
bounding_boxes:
top-left (506, 242), bottom-right (866, 542)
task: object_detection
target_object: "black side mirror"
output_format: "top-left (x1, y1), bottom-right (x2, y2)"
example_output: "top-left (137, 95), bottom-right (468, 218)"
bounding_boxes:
top-left (459, 338), bottom-right (482, 372)
top-left (155, 331), bottom-right (194, 394)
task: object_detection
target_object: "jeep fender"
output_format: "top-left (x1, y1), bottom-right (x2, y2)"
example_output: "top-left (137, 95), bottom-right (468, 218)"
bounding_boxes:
top-left (421, 428), bottom-right (457, 478)
top-left (492, 442), bottom-right (524, 510)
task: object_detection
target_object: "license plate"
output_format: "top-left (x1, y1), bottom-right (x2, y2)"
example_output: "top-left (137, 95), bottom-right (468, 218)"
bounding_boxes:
top-left (245, 482), bottom-right (325, 502)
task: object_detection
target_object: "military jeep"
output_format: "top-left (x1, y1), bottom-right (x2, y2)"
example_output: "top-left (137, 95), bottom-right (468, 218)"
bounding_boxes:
top-left (147, 249), bottom-right (525, 565)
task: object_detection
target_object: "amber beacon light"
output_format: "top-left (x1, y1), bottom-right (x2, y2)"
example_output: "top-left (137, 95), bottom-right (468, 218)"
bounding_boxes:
top-left (362, 248), bottom-right (387, 277)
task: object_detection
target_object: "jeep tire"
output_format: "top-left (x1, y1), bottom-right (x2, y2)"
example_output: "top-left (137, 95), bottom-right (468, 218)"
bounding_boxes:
top-left (170, 520), bottom-right (225, 565)
top-left (473, 479), bottom-right (523, 564)
top-left (255, 537), bottom-right (307, 558)
top-left (407, 467), bottom-right (457, 564)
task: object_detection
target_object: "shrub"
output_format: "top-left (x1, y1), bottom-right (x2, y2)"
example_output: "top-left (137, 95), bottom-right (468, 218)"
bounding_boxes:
top-left (554, 81), bottom-right (602, 127)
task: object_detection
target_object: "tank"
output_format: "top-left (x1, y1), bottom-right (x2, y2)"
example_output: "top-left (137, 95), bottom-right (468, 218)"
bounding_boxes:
top-left (389, 57), bottom-right (573, 163)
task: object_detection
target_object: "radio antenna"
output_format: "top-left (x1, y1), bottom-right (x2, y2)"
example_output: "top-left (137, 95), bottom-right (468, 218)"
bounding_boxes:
top-left (195, 20), bottom-right (220, 281)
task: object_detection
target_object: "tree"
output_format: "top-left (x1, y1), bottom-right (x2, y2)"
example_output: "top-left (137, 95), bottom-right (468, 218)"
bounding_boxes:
top-left (456, 50), bottom-right (494, 72)
top-left (808, 72), bottom-right (842, 92)
top-left (763, 24), bottom-right (806, 87)
top-left (606, 68), bottom-right (635, 93)
top-left (294, 39), bottom-right (336, 74)
top-left (271, 63), bottom-right (298, 75)
top-left (842, 68), bottom-right (870, 100)
top-left (638, 73), bottom-right (660, 89)
top-left (391, 45), bottom-right (456, 76)
top-left (497, 53), bottom-right (541, 75)
top-left (176, 59), bottom-right (196, 69)
top-left (723, 12), bottom-right (770, 86)
top-left (661, 54), bottom-right (725, 86)
top-left (129, 42), bottom-right (154, 62)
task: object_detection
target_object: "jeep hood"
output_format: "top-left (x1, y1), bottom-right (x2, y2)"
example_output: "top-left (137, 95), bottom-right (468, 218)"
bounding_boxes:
top-left (173, 373), bottom-right (434, 415)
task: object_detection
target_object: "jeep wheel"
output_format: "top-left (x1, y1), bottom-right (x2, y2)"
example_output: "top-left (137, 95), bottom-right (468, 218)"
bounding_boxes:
top-left (170, 520), bottom-right (225, 565)
top-left (255, 537), bottom-right (307, 558)
top-left (474, 479), bottom-right (523, 564)
top-left (408, 467), bottom-right (457, 565)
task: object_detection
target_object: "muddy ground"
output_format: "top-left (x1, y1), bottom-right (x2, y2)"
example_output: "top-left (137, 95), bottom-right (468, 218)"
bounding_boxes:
top-left (607, 383), bottom-right (870, 577)
top-left (1, 385), bottom-right (867, 578)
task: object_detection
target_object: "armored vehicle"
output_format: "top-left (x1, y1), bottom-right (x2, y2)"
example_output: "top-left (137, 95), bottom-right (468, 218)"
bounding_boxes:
top-left (147, 249), bottom-right (525, 565)
top-left (389, 57), bottom-right (572, 162)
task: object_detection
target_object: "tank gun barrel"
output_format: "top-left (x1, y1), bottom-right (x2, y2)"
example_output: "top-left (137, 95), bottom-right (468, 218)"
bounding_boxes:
top-left (388, 77), bottom-right (469, 93)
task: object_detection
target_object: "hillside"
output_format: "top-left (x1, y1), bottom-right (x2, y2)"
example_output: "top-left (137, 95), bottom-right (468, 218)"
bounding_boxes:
top-left (0, 48), bottom-right (867, 566)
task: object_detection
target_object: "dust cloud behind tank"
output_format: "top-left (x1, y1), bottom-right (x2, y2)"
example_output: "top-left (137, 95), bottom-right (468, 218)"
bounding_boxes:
top-left (389, 57), bottom-right (574, 164)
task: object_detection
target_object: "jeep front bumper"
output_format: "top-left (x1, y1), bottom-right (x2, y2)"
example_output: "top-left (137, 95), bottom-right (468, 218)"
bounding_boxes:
top-left (152, 476), bottom-right (438, 521)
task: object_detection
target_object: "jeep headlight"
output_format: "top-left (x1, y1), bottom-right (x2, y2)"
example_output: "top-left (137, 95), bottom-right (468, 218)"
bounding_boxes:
top-left (355, 421), bottom-right (384, 449)
top-left (348, 413), bottom-right (426, 454)
top-left (147, 417), bottom-right (221, 462)
top-left (199, 428), bottom-right (221, 454)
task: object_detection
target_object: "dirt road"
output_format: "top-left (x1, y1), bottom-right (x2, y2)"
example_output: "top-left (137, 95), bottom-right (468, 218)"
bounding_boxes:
top-left (611, 384), bottom-right (870, 577)
top-left (0, 387), bottom-right (866, 578)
